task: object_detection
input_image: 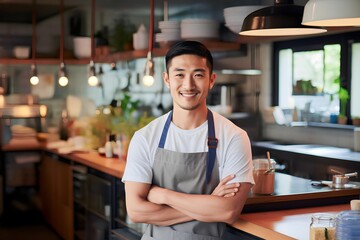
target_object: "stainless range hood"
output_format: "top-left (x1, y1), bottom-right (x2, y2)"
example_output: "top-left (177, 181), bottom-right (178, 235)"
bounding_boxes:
top-left (0, 94), bottom-right (47, 118)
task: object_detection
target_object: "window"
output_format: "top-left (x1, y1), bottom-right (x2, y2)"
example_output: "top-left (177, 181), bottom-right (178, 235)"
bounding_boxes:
top-left (273, 31), bottom-right (360, 125)
top-left (351, 42), bottom-right (360, 118)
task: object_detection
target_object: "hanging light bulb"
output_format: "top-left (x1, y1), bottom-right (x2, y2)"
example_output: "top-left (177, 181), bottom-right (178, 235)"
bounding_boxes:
top-left (30, 0), bottom-right (39, 86)
top-left (58, 62), bottom-right (68, 87)
top-left (143, 51), bottom-right (154, 87)
top-left (30, 64), bottom-right (40, 85)
top-left (143, 0), bottom-right (155, 87)
top-left (88, 60), bottom-right (99, 86)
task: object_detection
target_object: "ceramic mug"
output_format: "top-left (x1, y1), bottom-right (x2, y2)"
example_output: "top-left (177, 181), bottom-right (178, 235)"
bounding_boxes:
top-left (133, 32), bottom-right (148, 50)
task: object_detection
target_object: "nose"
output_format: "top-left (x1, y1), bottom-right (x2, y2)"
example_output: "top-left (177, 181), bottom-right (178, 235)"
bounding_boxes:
top-left (182, 75), bottom-right (195, 90)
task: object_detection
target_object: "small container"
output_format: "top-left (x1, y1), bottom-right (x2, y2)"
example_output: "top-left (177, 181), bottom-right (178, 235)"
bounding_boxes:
top-left (252, 158), bottom-right (276, 195)
top-left (116, 134), bottom-right (123, 160)
top-left (104, 134), bottom-right (113, 158)
top-left (332, 174), bottom-right (349, 189)
top-left (336, 210), bottom-right (360, 240)
top-left (310, 213), bottom-right (336, 240)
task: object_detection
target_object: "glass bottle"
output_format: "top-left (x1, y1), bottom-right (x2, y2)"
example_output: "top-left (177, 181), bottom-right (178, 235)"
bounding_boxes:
top-left (310, 213), bottom-right (336, 240)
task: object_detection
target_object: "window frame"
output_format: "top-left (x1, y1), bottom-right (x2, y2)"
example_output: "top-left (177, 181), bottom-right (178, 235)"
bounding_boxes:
top-left (272, 30), bottom-right (360, 122)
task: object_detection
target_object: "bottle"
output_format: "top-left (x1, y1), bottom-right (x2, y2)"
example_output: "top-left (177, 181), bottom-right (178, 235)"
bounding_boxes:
top-left (310, 213), bottom-right (335, 240)
top-left (59, 109), bottom-right (69, 140)
top-left (104, 133), bottom-right (113, 158)
top-left (116, 134), bottom-right (123, 160)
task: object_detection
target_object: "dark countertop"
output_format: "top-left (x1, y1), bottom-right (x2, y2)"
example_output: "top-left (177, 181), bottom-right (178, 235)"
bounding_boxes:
top-left (244, 172), bottom-right (360, 212)
top-left (252, 141), bottom-right (360, 163)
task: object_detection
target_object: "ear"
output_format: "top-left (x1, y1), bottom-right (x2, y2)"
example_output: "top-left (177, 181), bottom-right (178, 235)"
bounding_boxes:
top-left (209, 72), bottom-right (216, 90)
top-left (162, 72), bottom-right (170, 88)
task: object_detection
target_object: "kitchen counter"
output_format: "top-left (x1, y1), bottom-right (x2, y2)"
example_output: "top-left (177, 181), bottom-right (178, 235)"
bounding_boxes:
top-left (45, 149), bottom-right (125, 178)
top-left (245, 172), bottom-right (360, 212)
top-left (42, 148), bottom-right (360, 239)
top-left (252, 141), bottom-right (360, 163)
top-left (232, 203), bottom-right (351, 240)
top-left (46, 148), bottom-right (360, 211)
top-left (252, 141), bottom-right (360, 182)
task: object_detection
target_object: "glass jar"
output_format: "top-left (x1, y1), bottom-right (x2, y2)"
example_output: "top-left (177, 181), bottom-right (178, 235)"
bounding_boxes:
top-left (252, 158), bottom-right (276, 195)
top-left (310, 213), bottom-right (336, 240)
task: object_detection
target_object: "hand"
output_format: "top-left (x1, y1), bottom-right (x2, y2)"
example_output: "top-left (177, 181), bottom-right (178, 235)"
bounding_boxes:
top-left (211, 174), bottom-right (240, 198)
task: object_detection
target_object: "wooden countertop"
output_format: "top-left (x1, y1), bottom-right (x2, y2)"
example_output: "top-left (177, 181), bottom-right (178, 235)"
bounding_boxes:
top-left (232, 203), bottom-right (351, 240)
top-left (45, 149), bottom-right (125, 178)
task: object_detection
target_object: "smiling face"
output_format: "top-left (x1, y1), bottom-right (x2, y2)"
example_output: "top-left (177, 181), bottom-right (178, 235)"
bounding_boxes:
top-left (163, 54), bottom-right (216, 112)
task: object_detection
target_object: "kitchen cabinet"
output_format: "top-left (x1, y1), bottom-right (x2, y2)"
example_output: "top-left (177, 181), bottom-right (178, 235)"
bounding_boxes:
top-left (40, 152), bottom-right (73, 240)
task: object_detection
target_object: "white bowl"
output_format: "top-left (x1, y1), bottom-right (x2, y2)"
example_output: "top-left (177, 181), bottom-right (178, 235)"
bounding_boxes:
top-left (158, 20), bottom-right (180, 29)
top-left (73, 37), bottom-right (91, 58)
top-left (181, 19), bottom-right (219, 39)
top-left (13, 46), bottom-right (30, 59)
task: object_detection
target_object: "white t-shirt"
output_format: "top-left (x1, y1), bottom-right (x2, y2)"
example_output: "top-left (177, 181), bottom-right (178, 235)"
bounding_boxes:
top-left (122, 111), bottom-right (254, 185)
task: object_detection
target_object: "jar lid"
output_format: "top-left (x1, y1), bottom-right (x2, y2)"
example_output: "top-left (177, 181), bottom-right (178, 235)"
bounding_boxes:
top-left (253, 158), bottom-right (276, 170)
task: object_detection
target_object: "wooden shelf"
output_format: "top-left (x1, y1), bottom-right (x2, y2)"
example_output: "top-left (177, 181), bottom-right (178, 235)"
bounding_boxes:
top-left (0, 58), bottom-right (91, 65)
top-left (1, 40), bottom-right (243, 65)
top-left (96, 40), bottom-right (243, 63)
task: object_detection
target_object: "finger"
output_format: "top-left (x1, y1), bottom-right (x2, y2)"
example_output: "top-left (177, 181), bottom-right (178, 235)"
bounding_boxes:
top-left (223, 182), bottom-right (240, 189)
top-left (224, 192), bottom-right (235, 197)
top-left (219, 174), bottom-right (236, 185)
top-left (220, 187), bottom-right (239, 196)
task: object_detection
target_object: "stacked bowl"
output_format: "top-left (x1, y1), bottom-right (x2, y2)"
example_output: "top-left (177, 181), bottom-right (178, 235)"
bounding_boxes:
top-left (156, 21), bottom-right (181, 46)
top-left (180, 19), bottom-right (219, 40)
top-left (224, 5), bottom-right (266, 34)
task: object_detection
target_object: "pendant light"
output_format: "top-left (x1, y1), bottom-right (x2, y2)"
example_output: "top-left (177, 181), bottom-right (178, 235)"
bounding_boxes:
top-left (240, 0), bottom-right (327, 37)
top-left (30, 0), bottom-right (39, 86)
top-left (143, 0), bottom-right (155, 87)
top-left (88, 0), bottom-right (99, 87)
top-left (58, 0), bottom-right (68, 87)
top-left (302, 0), bottom-right (360, 27)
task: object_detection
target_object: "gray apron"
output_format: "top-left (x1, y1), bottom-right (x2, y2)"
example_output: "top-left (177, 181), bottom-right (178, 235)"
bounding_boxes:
top-left (142, 110), bottom-right (226, 240)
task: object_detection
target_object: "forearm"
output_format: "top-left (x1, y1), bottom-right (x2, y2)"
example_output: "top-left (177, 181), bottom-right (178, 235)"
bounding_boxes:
top-left (125, 181), bottom-right (193, 226)
top-left (127, 197), bottom-right (192, 226)
top-left (158, 183), bottom-right (251, 224)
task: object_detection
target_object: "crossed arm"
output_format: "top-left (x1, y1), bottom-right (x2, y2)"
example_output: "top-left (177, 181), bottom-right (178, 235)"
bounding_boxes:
top-left (125, 175), bottom-right (252, 226)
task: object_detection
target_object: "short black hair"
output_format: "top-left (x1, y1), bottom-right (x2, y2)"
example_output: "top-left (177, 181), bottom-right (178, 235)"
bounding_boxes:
top-left (165, 41), bottom-right (213, 72)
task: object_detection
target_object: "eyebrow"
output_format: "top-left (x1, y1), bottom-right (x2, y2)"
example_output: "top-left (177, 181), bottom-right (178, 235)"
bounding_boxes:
top-left (173, 68), bottom-right (206, 72)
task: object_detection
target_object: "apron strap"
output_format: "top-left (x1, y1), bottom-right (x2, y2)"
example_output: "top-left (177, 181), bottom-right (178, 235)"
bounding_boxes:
top-left (207, 110), bottom-right (217, 184)
top-left (158, 110), bottom-right (217, 184)
top-left (158, 111), bottom-right (173, 148)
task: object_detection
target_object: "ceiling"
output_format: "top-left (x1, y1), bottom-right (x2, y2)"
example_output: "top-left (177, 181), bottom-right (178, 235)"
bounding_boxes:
top-left (0, 0), bottom-right (262, 24)
top-left (0, 0), bottom-right (358, 44)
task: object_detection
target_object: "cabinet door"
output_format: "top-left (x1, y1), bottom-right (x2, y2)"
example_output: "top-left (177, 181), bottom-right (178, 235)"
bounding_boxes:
top-left (40, 154), bottom-right (74, 240)
top-left (54, 158), bottom-right (74, 240)
top-left (39, 155), bottom-right (55, 226)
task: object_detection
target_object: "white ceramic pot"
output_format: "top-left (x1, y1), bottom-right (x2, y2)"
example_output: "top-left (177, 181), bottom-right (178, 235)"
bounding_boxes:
top-left (73, 37), bottom-right (91, 58)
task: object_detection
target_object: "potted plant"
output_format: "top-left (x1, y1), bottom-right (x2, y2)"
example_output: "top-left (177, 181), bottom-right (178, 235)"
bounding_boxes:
top-left (338, 87), bottom-right (349, 124)
top-left (352, 116), bottom-right (360, 126)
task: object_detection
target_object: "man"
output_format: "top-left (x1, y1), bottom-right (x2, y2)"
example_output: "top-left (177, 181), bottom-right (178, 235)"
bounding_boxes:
top-left (122, 41), bottom-right (254, 240)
